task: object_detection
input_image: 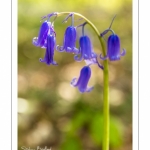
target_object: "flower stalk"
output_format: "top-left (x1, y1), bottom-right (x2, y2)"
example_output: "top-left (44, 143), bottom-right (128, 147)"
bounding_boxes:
top-left (34, 12), bottom-right (125, 150)
top-left (56, 12), bottom-right (109, 150)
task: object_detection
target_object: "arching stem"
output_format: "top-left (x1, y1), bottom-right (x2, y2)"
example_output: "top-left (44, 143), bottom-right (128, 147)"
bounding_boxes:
top-left (56, 12), bottom-right (109, 150)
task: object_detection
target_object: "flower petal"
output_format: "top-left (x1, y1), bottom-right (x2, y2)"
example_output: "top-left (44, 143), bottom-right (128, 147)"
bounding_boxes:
top-left (56, 45), bottom-right (65, 52)
top-left (84, 58), bottom-right (97, 65)
top-left (70, 66), bottom-right (93, 93)
top-left (120, 48), bottom-right (126, 56)
top-left (70, 78), bottom-right (78, 86)
top-left (76, 35), bottom-right (97, 62)
top-left (100, 53), bottom-right (108, 60)
top-left (74, 54), bottom-right (83, 62)
top-left (58, 26), bottom-right (78, 53)
top-left (66, 47), bottom-right (79, 54)
top-left (39, 34), bottom-right (57, 65)
top-left (107, 34), bottom-right (124, 61)
top-left (33, 21), bottom-right (50, 47)
top-left (85, 86), bottom-right (94, 92)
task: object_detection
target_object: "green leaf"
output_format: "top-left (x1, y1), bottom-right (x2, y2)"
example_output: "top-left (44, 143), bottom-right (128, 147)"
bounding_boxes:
top-left (60, 136), bottom-right (82, 150)
top-left (89, 113), bottom-right (123, 148)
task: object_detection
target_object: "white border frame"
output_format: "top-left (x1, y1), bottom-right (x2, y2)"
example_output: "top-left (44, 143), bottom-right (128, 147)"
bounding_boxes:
top-left (133, 0), bottom-right (139, 149)
top-left (10, 0), bottom-right (140, 149)
top-left (12, 0), bottom-right (18, 149)
top-left (0, 0), bottom-right (13, 149)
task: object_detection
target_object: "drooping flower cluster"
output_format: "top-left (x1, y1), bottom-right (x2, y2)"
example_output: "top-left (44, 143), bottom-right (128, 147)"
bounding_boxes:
top-left (33, 20), bottom-right (57, 65)
top-left (32, 12), bottom-right (126, 93)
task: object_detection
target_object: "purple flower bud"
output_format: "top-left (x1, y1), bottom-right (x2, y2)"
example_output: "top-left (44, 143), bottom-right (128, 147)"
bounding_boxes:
top-left (32, 21), bottom-right (51, 48)
top-left (56, 26), bottom-right (79, 54)
top-left (74, 35), bottom-right (97, 61)
top-left (71, 66), bottom-right (94, 93)
top-left (39, 34), bottom-right (57, 65)
top-left (100, 34), bottom-right (126, 61)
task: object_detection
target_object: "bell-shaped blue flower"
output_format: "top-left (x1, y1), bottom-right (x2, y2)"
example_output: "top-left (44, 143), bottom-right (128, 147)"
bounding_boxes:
top-left (56, 26), bottom-right (79, 54)
top-left (32, 21), bottom-right (51, 48)
top-left (74, 35), bottom-right (97, 61)
top-left (100, 34), bottom-right (126, 61)
top-left (39, 33), bottom-right (57, 65)
top-left (71, 66), bottom-right (94, 93)
top-left (74, 35), bottom-right (103, 69)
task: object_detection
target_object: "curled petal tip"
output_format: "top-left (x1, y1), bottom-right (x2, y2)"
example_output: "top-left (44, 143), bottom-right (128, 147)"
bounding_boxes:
top-left (85, 59), bottom-right (96, 66)
top-left (100, 53), bottom-right (107, 60)
top-left (52, 61), bottom-right (58, 66)
top-left (66, 47), bottom-right (79, 54)
top-left (56, 45), bottom-right (65, 52)
top-left (120, 48), bottom-right (126, 56)
top-left (79, 86), bottom-right (94, 93)
top-left (32, 37), bottom-right (38, 46)
top-left (39, 58), bottom-right (44, 63)
top-left (39, 58), bottom-right (58, 66)
top-left (50, 60), bottom-right (58, 65)
top-left (74, 54), bottom-right (82, 62)
top-left (85, 86), bottom-right (94, 93)
top-left (70, 78), bottom-right (77, 86)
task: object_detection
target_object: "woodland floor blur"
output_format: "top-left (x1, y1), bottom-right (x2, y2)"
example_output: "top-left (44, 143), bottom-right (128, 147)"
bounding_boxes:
top-left (18, 0), bottom-right (132, 150)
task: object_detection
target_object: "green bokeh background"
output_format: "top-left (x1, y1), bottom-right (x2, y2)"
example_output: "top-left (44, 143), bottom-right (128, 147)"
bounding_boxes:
top-left (18, 0), bottom-right (132, 150)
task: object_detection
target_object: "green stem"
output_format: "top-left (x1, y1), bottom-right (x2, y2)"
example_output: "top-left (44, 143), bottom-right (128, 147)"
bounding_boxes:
top-left (102, 59), bottom-right (109, 150)
top-left (57, 12), bottom-right (109, 150)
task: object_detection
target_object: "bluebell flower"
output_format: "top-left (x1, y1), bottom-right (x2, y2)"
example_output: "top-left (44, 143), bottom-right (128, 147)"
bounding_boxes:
top-left (39, 32), bottom-right (57, 65)
top-left (71, 66), bottom-right (94, 93)
top-left (56, 26), bottom-right (79, 54)
top-left (32, 21), bottom-right (51, 48)
top-left (74, 35), bottom-right (103, 69)
top-left (74, 35), bottom-right (97, 61)
top-left (100, 34), bottom-right (126, 61)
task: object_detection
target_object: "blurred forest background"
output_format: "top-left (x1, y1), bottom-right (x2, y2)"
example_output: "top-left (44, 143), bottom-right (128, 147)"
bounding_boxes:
top-left (18, 0), bottom-right (132, 150)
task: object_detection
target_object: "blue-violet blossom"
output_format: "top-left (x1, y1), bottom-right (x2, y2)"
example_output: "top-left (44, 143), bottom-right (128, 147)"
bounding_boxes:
top-left (100, 34), bottom-right (126, 61)
top-left (74, 35), bottom-right (97, 61)
top-left (39, 32), bottom-right (57, 65)
top-left (32, 21), bottom-right (52, 48)
top-left (56, 26), bottom-right (79, 54)
top-left (71, 66), bottom-right (94, 93)
top-left (74, 35), bottom-right (103, 69)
